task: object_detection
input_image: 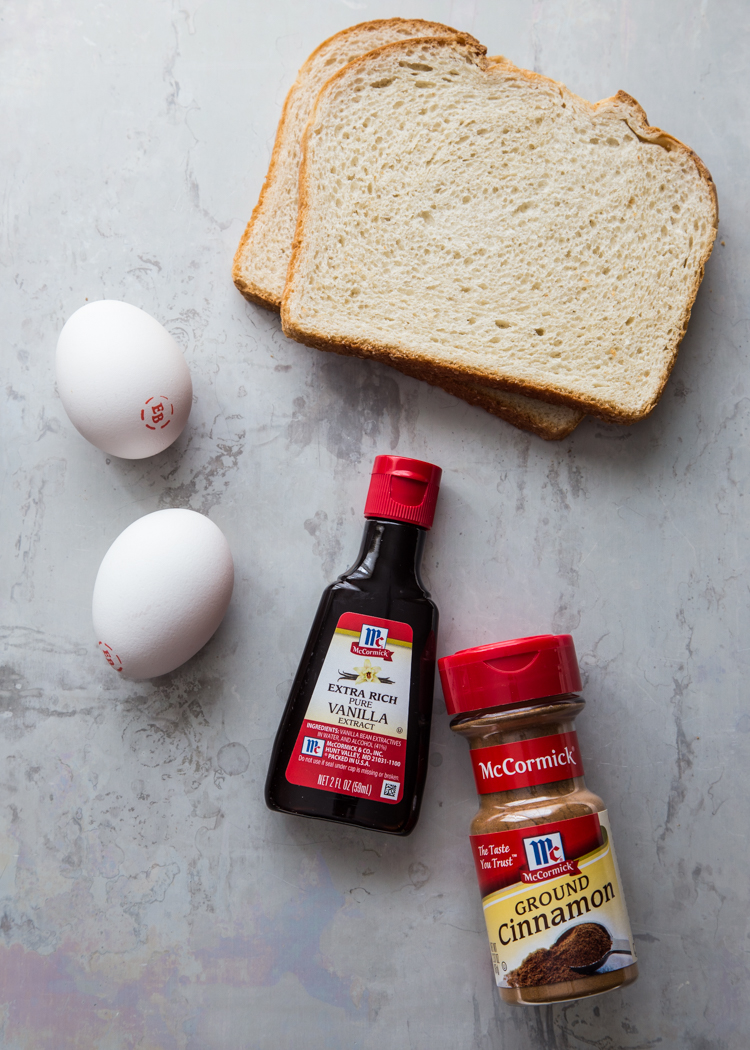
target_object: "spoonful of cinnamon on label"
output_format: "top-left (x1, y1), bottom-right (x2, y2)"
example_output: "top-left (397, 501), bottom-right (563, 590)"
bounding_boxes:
top-left (568, 934), bottom-right (633, 975)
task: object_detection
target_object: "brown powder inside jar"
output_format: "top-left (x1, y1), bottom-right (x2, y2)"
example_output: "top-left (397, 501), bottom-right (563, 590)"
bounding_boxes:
top-left (462, 701), bottom-right (595, 836)
top-left (507, 923), bottom-right (613, 988)
top-left (461, 702), bottom-right (616, 995)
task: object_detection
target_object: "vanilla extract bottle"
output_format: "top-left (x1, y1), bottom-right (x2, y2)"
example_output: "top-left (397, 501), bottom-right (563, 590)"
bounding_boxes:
top-left (265, 455), bottom-right (442, 835)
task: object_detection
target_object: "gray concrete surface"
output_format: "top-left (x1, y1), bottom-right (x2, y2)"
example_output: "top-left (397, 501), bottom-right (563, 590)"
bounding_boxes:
top-left (2, 1), bottom-right (747, 1047)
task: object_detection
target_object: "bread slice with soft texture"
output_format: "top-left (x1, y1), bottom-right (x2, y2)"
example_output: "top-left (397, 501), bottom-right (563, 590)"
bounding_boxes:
top-left (233, 20), bottom-right (583, 439)
top-left (282, 38), bottom-right (718, 424)
top-left (233, 19), bottom-right (476, 312)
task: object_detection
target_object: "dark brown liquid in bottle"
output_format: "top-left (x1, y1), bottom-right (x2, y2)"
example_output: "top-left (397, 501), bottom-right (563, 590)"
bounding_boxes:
top-left (265, 518), bottom-right (438, 835)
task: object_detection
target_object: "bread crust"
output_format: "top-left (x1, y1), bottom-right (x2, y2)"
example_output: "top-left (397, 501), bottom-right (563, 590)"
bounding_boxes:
top-left (387, 359), bottom-right (584, 439)
top-left (232, 19), bottom-right (478, 311)
top-left (282, 39), bottom-right (719, 425)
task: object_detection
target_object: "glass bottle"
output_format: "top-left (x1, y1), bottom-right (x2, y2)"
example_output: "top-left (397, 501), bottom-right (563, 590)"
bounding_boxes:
top-left (265, 455), bottom-right (441, 835)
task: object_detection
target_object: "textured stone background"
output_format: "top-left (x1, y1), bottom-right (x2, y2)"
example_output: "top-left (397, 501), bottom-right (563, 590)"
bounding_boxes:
top-left (2, 1), bottom-right (747, 1047)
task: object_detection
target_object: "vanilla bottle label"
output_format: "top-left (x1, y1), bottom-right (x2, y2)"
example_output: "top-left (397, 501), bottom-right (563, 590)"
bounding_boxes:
top-left (471, 811), bottom-right (636, 991)
top-left (285, 613), bottom-right (412, 804)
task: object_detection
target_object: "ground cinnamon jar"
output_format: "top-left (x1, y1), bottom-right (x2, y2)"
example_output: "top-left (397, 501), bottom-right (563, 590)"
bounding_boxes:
top-left (439, 634), bottom-right (638, 1005)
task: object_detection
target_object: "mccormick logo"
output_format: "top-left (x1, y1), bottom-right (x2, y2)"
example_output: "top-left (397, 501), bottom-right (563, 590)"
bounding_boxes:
top-left (521, 832), bottom-right (580, 883)
top-left (469, 732), bottom-right (585, 797)
top-left (350, 624), bottom-right (394, 661)
top-left (359, 624), bottom-right (388, 649)
top-left (524, 832), bottom-right (565, 870)
top-left (477, 744), bottom-right (579, 782)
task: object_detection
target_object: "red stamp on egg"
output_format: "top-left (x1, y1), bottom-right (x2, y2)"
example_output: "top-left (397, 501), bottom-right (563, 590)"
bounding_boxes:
top-left (98, 641), bottom-right (123, 672)
top-left (141, 395), bottom-right (174, 431)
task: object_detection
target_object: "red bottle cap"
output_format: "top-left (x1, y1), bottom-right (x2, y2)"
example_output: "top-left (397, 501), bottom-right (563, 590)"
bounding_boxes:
top-left (364, 455), bottom-right (442, 529)
top-left (439, 634), bottom-right (582, 716)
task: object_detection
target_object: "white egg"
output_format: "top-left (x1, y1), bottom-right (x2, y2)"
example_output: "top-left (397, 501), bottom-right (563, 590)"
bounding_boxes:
top-left (92, 509), bottom-right (234, 679)
top-left (56, 300), bottom-right (192, 458)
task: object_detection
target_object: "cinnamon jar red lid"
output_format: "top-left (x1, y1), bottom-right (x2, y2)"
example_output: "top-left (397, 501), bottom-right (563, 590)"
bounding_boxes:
top-left (438, 633), bottom-right (582, 716)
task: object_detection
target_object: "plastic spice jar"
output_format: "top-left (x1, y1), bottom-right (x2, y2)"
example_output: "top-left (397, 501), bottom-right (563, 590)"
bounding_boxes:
top-left (439, 634), bottom-right (638, 1006)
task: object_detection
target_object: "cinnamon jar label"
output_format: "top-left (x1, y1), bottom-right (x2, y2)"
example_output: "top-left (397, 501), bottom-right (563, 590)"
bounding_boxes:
top-left (285, 613), bottom-right (412, 804)
top-left (471, 811), bottom-right (636, 990)
top-left (470, 732), bottom-right (583, 794)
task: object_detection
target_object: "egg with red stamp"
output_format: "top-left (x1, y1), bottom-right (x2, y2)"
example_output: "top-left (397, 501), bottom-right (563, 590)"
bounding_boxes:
top-left (92, 509), bottom-right (234, 679)
top-left (56, 300), bottom-right (192, 458)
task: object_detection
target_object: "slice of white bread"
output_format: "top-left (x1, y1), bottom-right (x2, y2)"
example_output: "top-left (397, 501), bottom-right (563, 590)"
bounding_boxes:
top-left (233, 19), bottom-right (476, 312)
top-left (233, 20), bottom-right (583, 439)
top-left (281, 38), bottom-right (718, 424)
